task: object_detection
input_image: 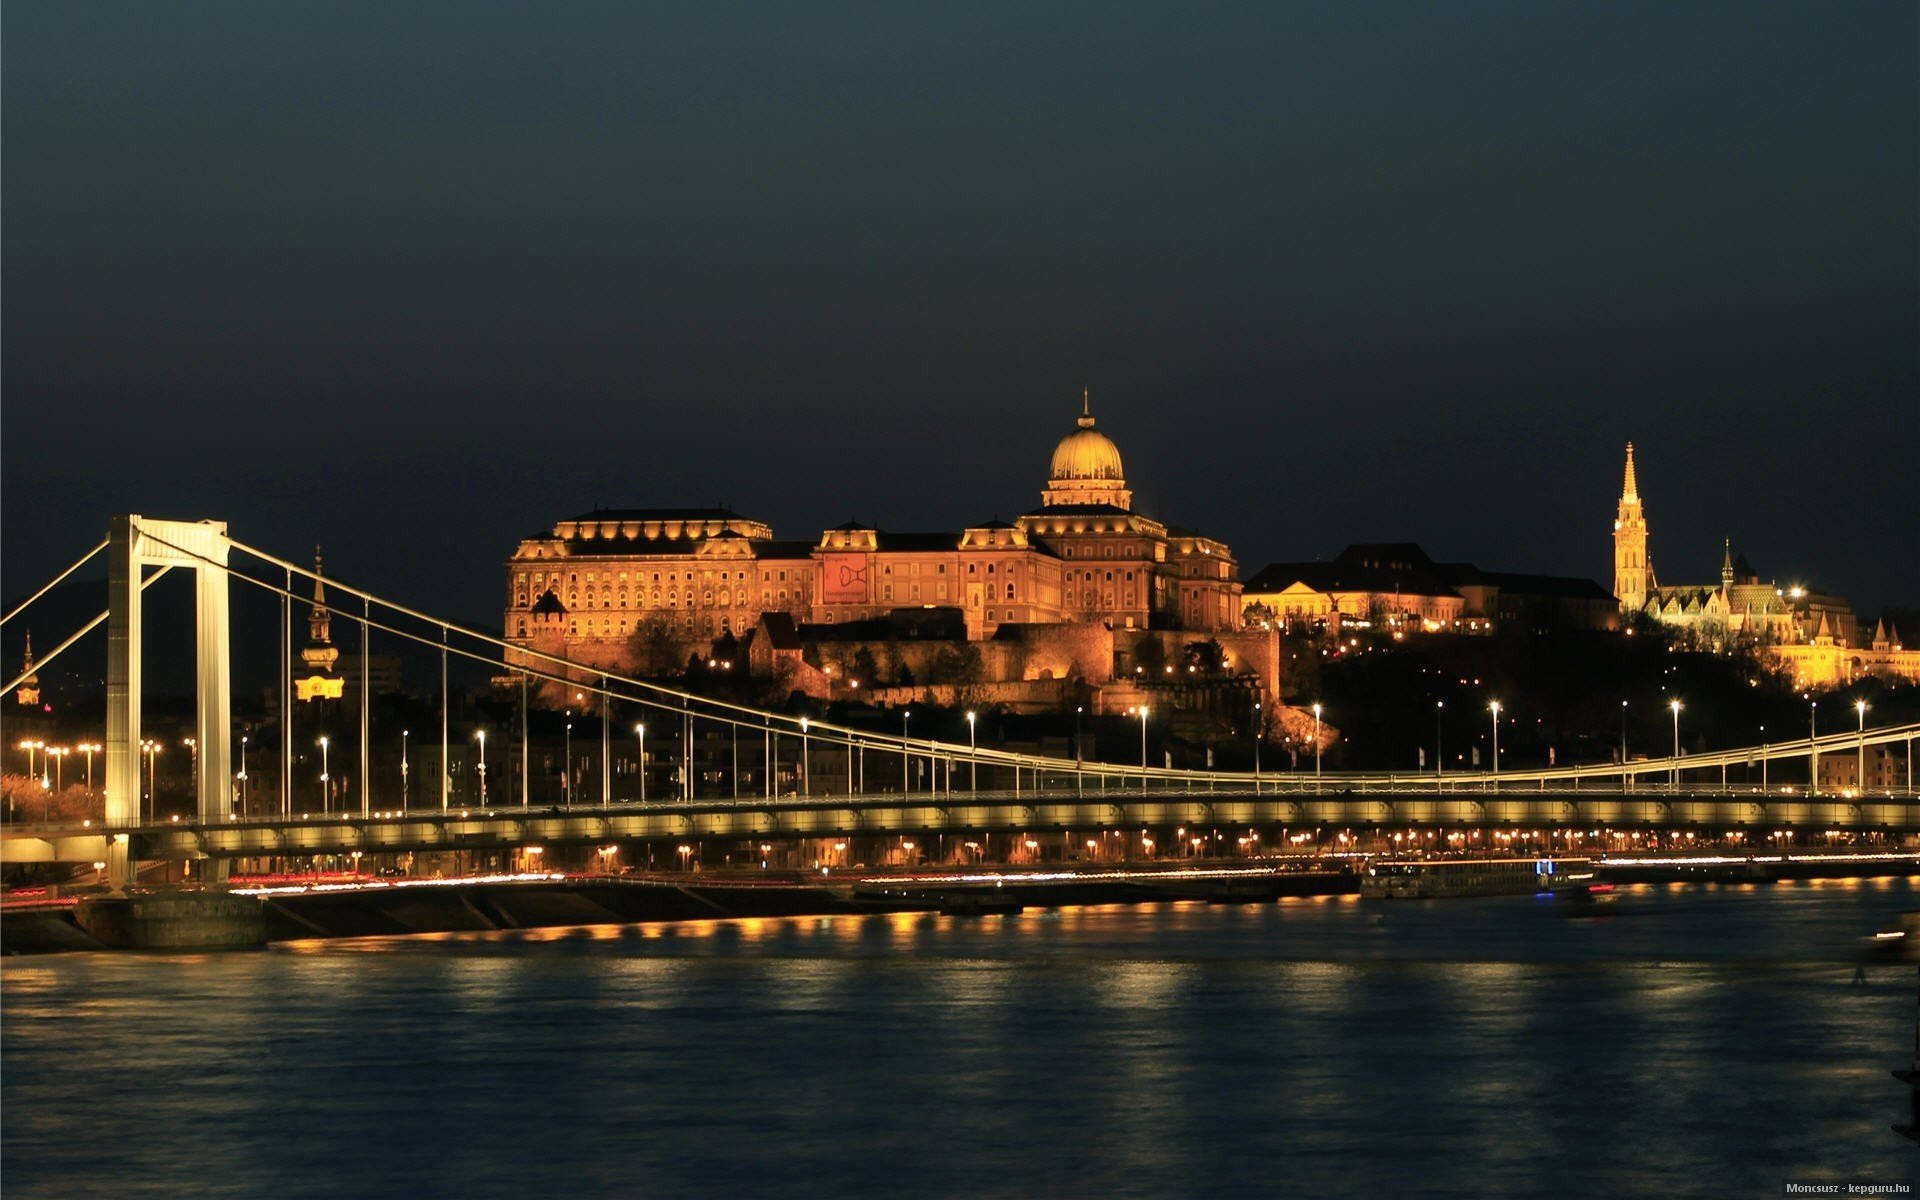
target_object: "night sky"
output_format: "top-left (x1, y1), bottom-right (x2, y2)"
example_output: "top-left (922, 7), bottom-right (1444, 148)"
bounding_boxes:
top-left (6, 1), bottom-right (1916, 628)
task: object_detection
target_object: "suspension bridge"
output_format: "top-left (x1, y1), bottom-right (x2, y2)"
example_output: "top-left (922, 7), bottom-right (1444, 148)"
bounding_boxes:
top-left (3, 515), bottom-right (1916, 884)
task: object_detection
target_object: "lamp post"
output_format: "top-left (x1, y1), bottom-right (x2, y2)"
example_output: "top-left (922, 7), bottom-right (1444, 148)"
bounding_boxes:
top-left (49, 747), bottom-right (67, 792)
top-left (1488, 702), bottom-right (1500, 782)
top-left (401, 729), bottom-right (410, 809)
top-left (1138, 705), bottom-right (1151, 792)
top-left (563, 717), bottom-right (573, 806)
top-left (78, 742), bottom-right (100, 791)
top-left (1434, 700), bottom-right (1444, 780)
top-left (141, 739), bottom-right (160, 821)
top-left (1620, 700), bottom-right (1629, 788)
top-left (183, 737), bottom-right (198, 799)
top-left (1759, 725), bottom-right (1767, 792)
top-left (1809, 698), bottom-right (1819, 795)
top-left (902, 711), bottom-right (912, 794)
top-left (799, 717), bottom-right (810, 797)
top-left (17, 740), bottom-right (41, 782)
top-left (1668, 699), bottom-right (1681, 789)
top-left (318, 735), bottom-right (331, 812)
top-left (237, 735), bottom-right (248, 815)
top-left (1313, 703), bottom-right (1323, 782)
top-left (1857, 700), bottom-right (1869, 790)
top-left (965, 711), bottom-right (977, 793)
top-left (475, 729), bottom-right (488, 807)
top-left (1254, 700), bottom-right (1263, 786)
top-left (634, 723), bottom-right (646, 802)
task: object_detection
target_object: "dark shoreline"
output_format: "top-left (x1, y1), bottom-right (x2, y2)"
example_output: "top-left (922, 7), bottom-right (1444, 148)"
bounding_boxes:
top-left (6, 856), bottom-right (1917, 956)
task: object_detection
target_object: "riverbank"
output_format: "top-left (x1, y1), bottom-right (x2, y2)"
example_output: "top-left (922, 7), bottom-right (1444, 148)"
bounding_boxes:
top-left (6, 851), bottom-right (1917, 955)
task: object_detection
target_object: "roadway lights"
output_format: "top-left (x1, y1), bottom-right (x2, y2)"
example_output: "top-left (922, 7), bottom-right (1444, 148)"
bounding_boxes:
top-left (1669, 699), bottom-right (1682, 788)
top-left (634, 723), bottom-right (646, 803)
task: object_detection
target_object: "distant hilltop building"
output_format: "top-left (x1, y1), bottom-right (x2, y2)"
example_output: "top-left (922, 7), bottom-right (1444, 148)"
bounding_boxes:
top-left (502, 397), bottom-right (1277, 713)
top-left (504, 394), bottom-right (1241, 649)
top-left (1610, 442), bottom-right (1916, 688)
top-left (1242, 544), bottom-right (1617, 635)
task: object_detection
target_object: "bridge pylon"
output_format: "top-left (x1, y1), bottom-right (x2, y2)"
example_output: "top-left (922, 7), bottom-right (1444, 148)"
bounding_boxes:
top-left (106, 515), bottom-right (232, 890)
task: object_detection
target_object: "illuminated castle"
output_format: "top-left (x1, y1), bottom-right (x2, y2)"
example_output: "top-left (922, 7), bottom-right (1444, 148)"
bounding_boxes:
top-left (503, 396), bottom-right (1242, 651)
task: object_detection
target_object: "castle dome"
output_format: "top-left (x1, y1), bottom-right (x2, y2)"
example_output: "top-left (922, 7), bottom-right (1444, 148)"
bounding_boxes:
top-left (1048, 392), bottom-right (1124, 482)
top-left (1040, 391), bottom-right (1133, 510)
top-left (1050, 423), bottom-right (1124, 482)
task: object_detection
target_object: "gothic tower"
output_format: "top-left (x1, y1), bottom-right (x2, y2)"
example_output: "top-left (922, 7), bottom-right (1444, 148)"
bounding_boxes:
top-left (294, 546), bottom-right (345, 701)
top-left (1613, 442), bottom-right (1650, 613)
top-left (14, 629), bottom-right (40, 707)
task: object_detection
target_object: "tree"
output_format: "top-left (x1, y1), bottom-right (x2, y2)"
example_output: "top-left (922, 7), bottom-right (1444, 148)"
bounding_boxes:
top-left (1184, 639), bottom-right (1226, 673)
top-left (1133, 637), bottom-right (1166, 676)
top-left (627, 615), bottom-right (681, 677)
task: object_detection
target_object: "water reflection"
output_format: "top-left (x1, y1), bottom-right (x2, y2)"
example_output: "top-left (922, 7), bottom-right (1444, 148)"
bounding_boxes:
top-left (6, 882), bottom-right (1919, 1200)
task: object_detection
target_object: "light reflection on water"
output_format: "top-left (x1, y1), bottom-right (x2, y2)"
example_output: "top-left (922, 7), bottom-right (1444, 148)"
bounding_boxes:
top-left (5, 881), bottom-right (1919, 1200)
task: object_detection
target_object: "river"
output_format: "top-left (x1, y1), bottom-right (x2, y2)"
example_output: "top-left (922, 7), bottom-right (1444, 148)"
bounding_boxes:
top-left (5, 877), bottom-right (1917, 1198)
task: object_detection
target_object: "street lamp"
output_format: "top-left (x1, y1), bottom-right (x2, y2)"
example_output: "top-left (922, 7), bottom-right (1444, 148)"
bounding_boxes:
top-left (1434, 700), bottom-right (1443, 780)
top-left (475, 729), bottom-right (488, 807)
top-left (1668, 699), bottom-right (1681, 788)
top-left (1254, 700), bottom-right (1263, 785)
top-left (319, 736), bottom-right (331, 811)
top-left (237, 734), bottom-right (248, 814)
top-left (1488, 702), bottom-right (1500, 781)
top-left (183, 737), bottom-right (198, 798)
top-left (17, 740), bottom-right (42, 784)
top-left (799, 717), bottom-right (810, 797)
top-left (965, 711), bottom-right (977, 793)
top-left (634, 723), bottom-right (646, 802)
top-left (1313, 703), bottom-right (1323, 782)
top-left (139, 739), bottom-right (159, 820)
top-left (902, 710), bottom-right (912, 794)
top-left (1857, 699), bottom-right (1869, 790)
top-left (401, 730), bottom-right (411, 809)
top-left (1138, 705), bottom-right (1151, 790)
top-left (78, 742), bottom-right (101, 791)
top-left (563, 716), bottom-right (573, 806)
top-left (1809, 698), bottom-right (1819, 795)
top-left (1619, 700), bottom-right (1629, 787)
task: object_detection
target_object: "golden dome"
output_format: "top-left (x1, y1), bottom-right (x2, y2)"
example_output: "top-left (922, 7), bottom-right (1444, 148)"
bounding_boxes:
top-left (1049, 394), bottom-right (1124, 482)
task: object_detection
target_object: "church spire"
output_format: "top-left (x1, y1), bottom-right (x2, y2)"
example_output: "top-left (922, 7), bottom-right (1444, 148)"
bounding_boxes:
top-left (1721, 537), bottom-right (1734, 587)
top-left (1078, 387), bottom-right (1094, 429)
top-left (308, 546), bottom-right (332, 647)
top-left (1612, 441), bottom-right (1650, 614)
top-left (295, 545), bottom-right (343, 701)
top-left (15, 628), bottom-right (40, 707)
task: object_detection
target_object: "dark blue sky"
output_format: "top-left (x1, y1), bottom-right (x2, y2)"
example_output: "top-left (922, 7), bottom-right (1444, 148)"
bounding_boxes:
top-left (5, 0), bottom-right (1915, 625)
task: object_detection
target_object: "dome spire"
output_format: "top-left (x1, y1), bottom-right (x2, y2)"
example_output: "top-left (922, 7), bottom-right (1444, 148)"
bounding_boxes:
top-left (1079, 387), bottom-right (1094, 429)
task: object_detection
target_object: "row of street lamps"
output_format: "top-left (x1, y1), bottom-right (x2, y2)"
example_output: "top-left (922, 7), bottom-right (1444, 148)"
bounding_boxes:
top-left (10, 693), bottom-right (1898, 822)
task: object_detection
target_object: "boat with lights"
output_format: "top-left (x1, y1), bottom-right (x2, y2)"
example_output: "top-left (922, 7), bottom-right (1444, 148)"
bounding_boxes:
top-left (1360, 857), bottom-right (1596, 900)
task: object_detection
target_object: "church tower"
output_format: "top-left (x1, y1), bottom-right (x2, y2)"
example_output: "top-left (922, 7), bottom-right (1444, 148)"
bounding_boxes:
top-left (1613, 442), bottom-right (1650, 613)
top-left (15, 629), bottom-right (40, 708)
top-left (294, 547), bottom-right (345, 702)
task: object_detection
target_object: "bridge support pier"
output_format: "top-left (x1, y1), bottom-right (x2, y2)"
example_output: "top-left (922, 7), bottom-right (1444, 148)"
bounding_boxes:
top-left (105, 515), bottom-right (233, 891)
